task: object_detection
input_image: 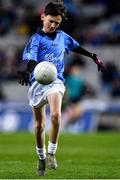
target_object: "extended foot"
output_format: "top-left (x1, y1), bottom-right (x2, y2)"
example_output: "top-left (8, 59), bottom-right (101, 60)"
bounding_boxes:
top-left (47, 153), bottom-right (58, 169)
top-left (37, 158), bottom-right (46, 176)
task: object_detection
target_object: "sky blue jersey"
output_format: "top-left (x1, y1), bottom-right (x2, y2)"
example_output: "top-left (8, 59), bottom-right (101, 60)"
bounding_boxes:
top-left (23, 29), bottom-right (79, 85)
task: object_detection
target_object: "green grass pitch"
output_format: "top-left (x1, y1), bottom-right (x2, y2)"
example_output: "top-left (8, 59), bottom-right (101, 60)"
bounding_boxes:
top-left (0, 132), bottom-right (120, 179)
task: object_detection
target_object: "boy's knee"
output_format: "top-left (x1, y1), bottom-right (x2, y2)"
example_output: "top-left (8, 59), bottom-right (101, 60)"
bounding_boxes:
top-left (34, 121), bottom-right (45, 132)
top-left (51, 112), bottom-right (61, 126)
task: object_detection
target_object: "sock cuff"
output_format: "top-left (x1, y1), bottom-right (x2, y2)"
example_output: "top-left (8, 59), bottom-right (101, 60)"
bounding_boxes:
top-left (48, 141), bottom-right (58, 155)
top-left (36, 146), bottom-right (46, 160)
top-left (36, 146), bottom-right (46, 154)
top-left (48, 141), bottom-right (58, 147)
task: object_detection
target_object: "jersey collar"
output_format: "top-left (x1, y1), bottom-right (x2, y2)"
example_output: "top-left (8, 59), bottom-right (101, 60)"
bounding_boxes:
top-left (36, 27), bottom-right (57, 40)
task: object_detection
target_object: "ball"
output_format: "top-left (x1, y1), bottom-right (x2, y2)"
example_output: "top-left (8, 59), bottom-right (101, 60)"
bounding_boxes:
top-left (34, 61), bottom-right (57, 85)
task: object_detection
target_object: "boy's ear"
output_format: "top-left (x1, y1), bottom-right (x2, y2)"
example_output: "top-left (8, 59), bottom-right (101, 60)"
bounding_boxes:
top-left (41, 13), bottom-right (45, 21)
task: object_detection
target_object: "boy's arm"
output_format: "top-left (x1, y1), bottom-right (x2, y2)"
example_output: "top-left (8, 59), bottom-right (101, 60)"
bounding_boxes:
top-left (73, 46), bottom-right (107, 72)
top-left (27, 60), bottom-right (37, 73)
top-left (17, 60), bottom-right (37, 86)
top-left (17, 33), bottom-right (40, 85)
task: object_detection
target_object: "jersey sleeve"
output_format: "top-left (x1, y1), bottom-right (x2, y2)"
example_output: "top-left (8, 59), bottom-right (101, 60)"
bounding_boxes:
top-left (22, 33), bottom-right (41, 63)
top-left (62, 31), bottom-right (80, 54)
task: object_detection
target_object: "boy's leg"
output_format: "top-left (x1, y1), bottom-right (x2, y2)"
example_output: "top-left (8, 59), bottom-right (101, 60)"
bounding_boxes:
top-left (47, 93), bottom-right (63, 169)
top-left (32, 106), bottom-right (46, 176)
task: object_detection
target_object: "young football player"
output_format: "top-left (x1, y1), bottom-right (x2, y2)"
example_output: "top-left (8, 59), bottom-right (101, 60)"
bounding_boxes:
top-left (18, 2), bottom-right (106, 176)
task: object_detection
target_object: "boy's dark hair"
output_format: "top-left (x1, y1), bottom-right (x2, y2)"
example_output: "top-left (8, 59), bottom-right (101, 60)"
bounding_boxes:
top-left (44, 2), bottom-right (67, 20)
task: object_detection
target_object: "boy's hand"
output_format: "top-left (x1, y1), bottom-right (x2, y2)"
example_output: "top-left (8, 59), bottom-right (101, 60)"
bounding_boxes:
top-left (92, 53), bottom-right (107, 72)
top-left (17, 70), bottom-right (30, 86)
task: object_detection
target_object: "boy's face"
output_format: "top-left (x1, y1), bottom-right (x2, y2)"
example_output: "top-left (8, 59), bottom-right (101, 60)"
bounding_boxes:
top-left (41, 14), bottom-right (62, 33)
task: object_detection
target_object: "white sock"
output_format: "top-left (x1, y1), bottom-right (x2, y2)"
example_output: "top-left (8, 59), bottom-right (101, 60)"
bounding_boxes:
top-left (48, 141), bottom-right (58, 155)
top-left (36, 146), bottom-right (46, 160)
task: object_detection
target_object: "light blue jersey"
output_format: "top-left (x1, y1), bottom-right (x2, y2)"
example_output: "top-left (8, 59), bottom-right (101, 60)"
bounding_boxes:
top-left (23, 29), bottom-right (79, 85)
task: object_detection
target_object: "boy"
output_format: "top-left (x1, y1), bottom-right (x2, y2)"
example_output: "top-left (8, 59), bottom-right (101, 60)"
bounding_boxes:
top-left (18, 2), bottom-right (106, 176)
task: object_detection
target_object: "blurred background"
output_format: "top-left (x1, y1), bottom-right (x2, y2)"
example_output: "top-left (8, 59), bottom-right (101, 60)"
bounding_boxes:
top-left (0, 0), bottom-right (120, 133)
